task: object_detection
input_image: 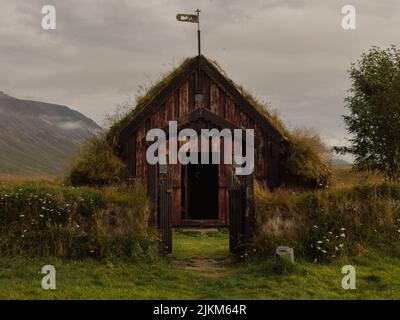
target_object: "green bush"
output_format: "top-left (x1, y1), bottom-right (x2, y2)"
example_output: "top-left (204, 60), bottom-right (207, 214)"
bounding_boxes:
top-left (66, 136), bottom-right (128, 186)
top-left (285, 129), bottom-right (332, 188)
top-left (254, 183), bottom-right (400, 262)
top-left (0, 181), bottom-right (157, 261)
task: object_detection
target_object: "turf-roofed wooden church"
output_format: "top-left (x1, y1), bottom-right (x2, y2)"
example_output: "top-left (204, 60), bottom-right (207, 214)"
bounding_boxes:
top-left (117, 55), bottom-right (289, 230)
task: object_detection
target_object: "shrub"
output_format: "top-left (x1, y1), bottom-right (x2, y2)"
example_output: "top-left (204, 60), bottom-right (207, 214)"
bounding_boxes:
top-left (66, 136), bottom-right (128, 186)
top-left (285, 129), bottom-right (332, 188)
top-left (0, 181), bottom-right (157, 261)
top-left (253, 183), bottom-right (400, 262)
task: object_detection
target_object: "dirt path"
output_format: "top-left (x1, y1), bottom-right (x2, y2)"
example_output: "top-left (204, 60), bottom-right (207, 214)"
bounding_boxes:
top-left (171, 229), bottom-right (232, 277)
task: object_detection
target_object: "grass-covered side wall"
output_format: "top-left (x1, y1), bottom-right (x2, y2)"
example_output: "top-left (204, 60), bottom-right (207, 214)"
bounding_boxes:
top-left (0, 181), bottom-right (157, 261)
top-left (253, 183), bottom-right (400, 262)
top-left (66, 137), bottom-right (128, 186)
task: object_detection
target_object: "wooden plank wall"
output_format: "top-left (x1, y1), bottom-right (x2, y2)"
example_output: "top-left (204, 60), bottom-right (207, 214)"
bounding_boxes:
top-left (128, 71), bottom-right (271, 225)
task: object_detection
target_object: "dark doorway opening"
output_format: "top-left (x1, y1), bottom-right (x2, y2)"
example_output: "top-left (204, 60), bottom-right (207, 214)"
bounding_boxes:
top-left (181, 160), bottom-right (219, 220)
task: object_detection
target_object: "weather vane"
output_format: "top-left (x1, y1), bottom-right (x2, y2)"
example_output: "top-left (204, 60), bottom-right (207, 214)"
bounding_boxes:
top-left (176, 9), bottom-right (201, 56)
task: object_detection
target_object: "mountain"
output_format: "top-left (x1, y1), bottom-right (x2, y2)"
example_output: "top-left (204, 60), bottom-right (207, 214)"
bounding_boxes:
top-left (331, 158), bottom-right (351, 167)
top-left (0, 91), bottom-right (102, 176)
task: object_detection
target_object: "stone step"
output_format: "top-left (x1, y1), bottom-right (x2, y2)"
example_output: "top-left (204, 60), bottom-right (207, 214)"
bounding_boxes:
top-left (178, 228), bottom-right (222, 236)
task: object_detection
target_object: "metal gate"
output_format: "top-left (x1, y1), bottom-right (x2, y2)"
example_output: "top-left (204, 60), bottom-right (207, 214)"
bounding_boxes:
top-left (228, 171), bottom-right (247, 253)
top-left (157, 169), bottom-right (172, 254)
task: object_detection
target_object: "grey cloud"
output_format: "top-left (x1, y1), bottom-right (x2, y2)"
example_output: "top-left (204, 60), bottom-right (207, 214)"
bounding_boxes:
top-left (1, 0), bottom-right (399, 161)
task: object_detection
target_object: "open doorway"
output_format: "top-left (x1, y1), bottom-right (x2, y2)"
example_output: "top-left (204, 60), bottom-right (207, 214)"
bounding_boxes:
top-left (181, 160), bottom-right (219, 220)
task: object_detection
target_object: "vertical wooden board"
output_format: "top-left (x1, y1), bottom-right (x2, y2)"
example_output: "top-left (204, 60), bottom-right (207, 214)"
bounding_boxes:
top-left (218, 89), bottom-right (226, 118)
top-left (203, 75), bottom-right (211, 109)
top-left (160, 103), bottom-right (167, 126)
top-left (210, 83), bottom-right (219, 114)
top-left (180, 81), bottom-right (188, 115)
top-left (151, 113), bottom-right (157, 129)
top-left (227, 98), bottom-right (234, 122)
top-left (240, 111), bottom-right (245, 128)
top-left (166, 96), bottom-right (174, 122)
top-left (263, 136), bottom-right (269, 178)
top-left (136, 127), bottom-right (142, 178)
top-left (129, 134), bottom-right (137, 177)
top-left (233, 103), bottom-right (240, 125)
top-left (188, 74), bottom-right (195, 112)
top-left (172, 188), bottom-right (181, 225)
top-left (174, 89), bottom-right (180, 118)
top-left (219, 187), bottom-right (227, 225)
top-left (257, 137), bottom-right (264, 178)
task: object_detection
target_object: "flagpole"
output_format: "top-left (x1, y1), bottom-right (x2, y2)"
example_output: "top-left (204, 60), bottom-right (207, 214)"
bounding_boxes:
top-left (196, 9), bottom-right (201, 56)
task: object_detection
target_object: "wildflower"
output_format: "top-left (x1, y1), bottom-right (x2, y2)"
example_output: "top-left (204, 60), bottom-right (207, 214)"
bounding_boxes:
top-left (76, 224), bottom-right (80, 228)
top-left (321, 250), bottom-right (327, 254)
top-left (339, 244), bottom-right (344, 248)
top-left (317, 241), bottom-right (323, 244)
top-left (335, 246), bottom-right (339, 251)
top-left (340, 233), bottom-right (346, 238)
top-left (19, 214), bottom-right (24, 217)
top-left (39, 214), bottom-right (44, 218)
top-left (340, 228), bottom-right (346, 231)
top-left (313, 225), bottom-right (318, 229)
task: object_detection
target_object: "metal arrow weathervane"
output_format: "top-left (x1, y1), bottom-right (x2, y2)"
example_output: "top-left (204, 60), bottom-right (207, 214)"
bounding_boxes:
top-left (176, 9), bottom-right (201, 56)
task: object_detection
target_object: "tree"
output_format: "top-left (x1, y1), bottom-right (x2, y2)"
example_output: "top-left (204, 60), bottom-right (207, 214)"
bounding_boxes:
top-left (336, 46), bottom-right (400, 181)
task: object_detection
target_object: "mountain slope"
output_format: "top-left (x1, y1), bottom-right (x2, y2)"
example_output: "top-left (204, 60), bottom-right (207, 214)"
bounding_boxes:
top-left (0, 91), bottom-right (102, 176)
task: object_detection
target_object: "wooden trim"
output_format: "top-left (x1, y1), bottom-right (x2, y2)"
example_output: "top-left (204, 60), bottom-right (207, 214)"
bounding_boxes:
top-left (175, 219), bottom-right (227, 227)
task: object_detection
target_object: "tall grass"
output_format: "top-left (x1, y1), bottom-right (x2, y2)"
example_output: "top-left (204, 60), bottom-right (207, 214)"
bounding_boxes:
top-left (253, 183), bottom-right (400, 262)
top-left (0, 181), bottom-right (157, 261)
top-left (66, 136), bottom-right (128, 186)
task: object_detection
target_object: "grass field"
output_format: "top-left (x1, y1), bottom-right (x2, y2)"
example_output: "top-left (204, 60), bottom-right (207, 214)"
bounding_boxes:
top-left (2, 230), bottom-right (400, 299)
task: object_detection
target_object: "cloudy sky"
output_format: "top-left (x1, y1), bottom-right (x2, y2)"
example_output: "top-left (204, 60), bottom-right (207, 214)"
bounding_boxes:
top-left (1, 0), bottom-right (399, 158)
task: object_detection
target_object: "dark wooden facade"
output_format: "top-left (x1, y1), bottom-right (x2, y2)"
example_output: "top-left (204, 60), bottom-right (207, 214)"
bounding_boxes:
top-left (118, 55), bottom-right (289, 227)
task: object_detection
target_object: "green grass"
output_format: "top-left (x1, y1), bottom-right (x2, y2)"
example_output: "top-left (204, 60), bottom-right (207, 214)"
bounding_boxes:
top-left (171, 229), bottom-right (229, 261)
top-left (2, 231), bottom-right (400, 299)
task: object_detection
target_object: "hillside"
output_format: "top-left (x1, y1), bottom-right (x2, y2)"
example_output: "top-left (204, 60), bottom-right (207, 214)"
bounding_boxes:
top-left (0, 91), bottom-right (102, 176)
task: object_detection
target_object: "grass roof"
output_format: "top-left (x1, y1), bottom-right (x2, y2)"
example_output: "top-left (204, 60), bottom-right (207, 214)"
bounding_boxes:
top-left (107, 55), bottom-right (290, 146)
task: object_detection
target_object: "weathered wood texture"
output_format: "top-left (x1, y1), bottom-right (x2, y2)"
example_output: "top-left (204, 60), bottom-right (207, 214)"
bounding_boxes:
top-left (120, 59), bottom-right (287, 227)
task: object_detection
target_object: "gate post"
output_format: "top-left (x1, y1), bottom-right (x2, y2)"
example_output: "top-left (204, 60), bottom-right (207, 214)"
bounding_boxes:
top-left (244, 173), bottom-right (255, 245)
top-left (157, 168), bottom-right (172, 254)
top-left (147, 163), bottom-right (158, 226)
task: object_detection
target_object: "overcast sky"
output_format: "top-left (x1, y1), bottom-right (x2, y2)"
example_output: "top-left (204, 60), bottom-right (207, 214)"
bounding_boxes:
top-left (1, 0), bottom-right (399, 159)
